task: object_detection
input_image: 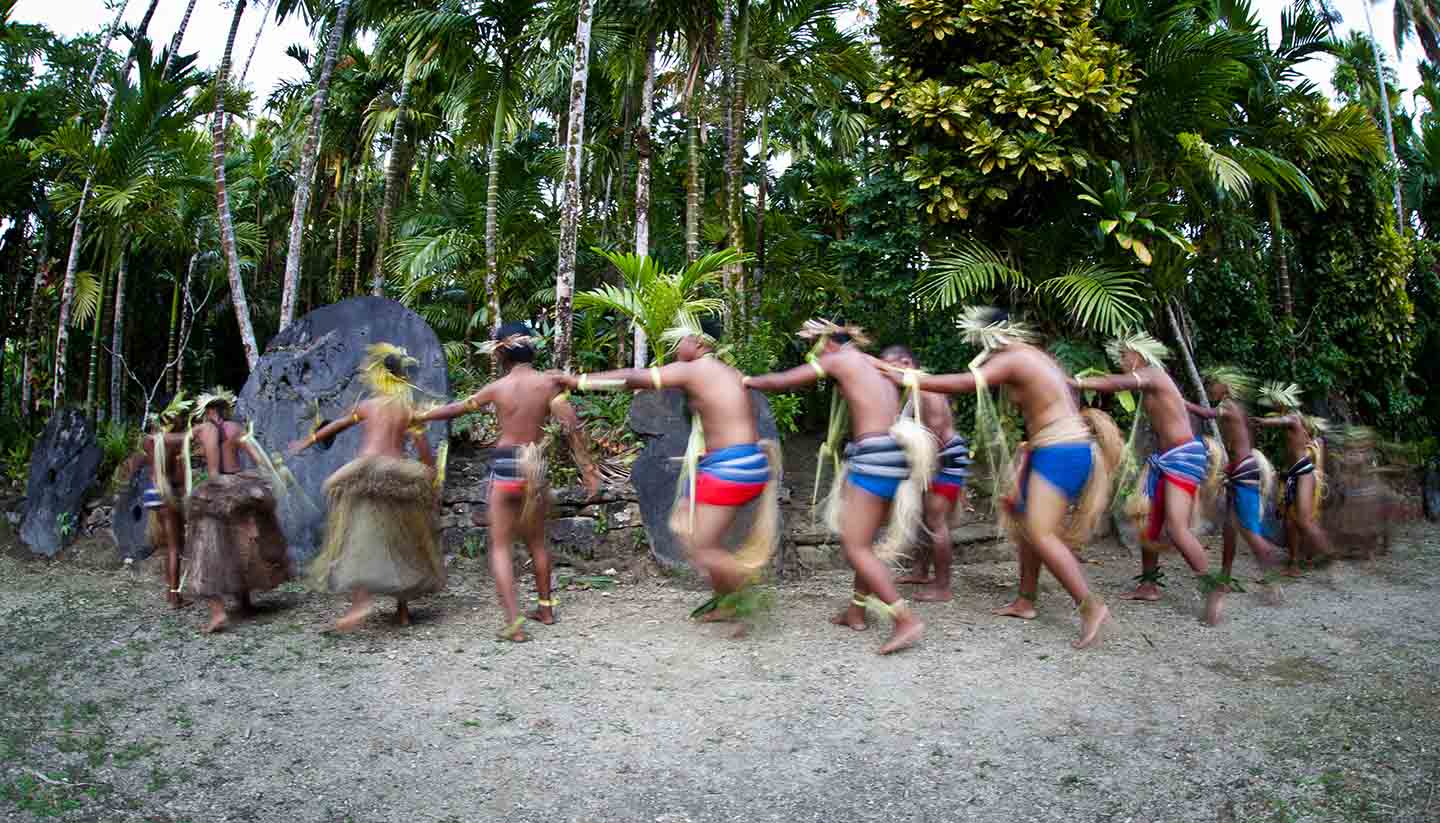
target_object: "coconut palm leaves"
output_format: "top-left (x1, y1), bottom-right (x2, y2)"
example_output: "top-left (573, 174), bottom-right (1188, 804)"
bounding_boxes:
top-left (576, 249), bottom-right (742, 365)
top-left (915, 239), bottom-right (1146, 337)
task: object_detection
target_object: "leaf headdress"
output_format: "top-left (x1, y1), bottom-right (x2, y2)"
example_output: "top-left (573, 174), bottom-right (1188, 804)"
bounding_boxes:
top-left (1105, 331), bottom-right (1170, 369)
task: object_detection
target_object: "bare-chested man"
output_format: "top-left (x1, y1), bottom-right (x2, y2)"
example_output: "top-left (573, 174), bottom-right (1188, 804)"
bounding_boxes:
top-left (291, 344), bottom-right (442, 632)
top-left (881, 345), bottom-right (970, 603)
top-left (125, 394), bottom-right (194, 609)
top-left (419, 322), bottom-right (599, 643)
top-left (890, 308), bottom-right (1112, 648)
top-left (1252, 382), bottom-right (1335, 574)
top-left (558, 316), bottom-right (779, 624)
top-left (185, 389), bottom-right (291, 634)
top-left (1182, 368), bottom-right (1285, 607)
top-left (745, 320), bottom-right (930, 655)
top-left (1076, 332), bottom-right (1226, 625)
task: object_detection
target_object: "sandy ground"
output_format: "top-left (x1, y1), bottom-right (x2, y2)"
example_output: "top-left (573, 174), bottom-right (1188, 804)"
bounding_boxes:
top-left (2, 525), bottom-right (1438, 823)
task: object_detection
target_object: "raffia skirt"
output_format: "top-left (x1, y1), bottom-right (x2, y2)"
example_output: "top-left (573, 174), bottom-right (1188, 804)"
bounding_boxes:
top-left (309, 455), bottom-right (446, 599)
top-left (183, 472), bottom-right (291, 596)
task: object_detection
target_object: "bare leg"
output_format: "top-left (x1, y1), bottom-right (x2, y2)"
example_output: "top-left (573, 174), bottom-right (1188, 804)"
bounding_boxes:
top-left (1122, 548), bottom-right (1164, 601)
top-left (1018, 474), bottom-right (1107, 648)
top-left (523, 495), bottom-right (557, 625)
top-left (394, 599), bottom-right (411, 626)
top-left (993, 541), bottom-right (1040, 619)
top-left (236, 590), bottom-right (257, 616)
top-left (202, 597), bottom-right (228, 633)
top-left (1155, 488), bottom-right (1222, 625)
top-left (1221, 517), bottom-right (1238, 578)
top-left (488, 489), bottom-right (526, 641)
top-left (336, 587), bottom-right (374, 632)
top-left (163, 511), bottom-right (188, 609)
top-left (1295, 474), bottom-right (1336, 566)
top-left (913, 493), bottom-right (955, 602)
top-left (1283, 511), bottom-right (1302, 576)
top-left (830, 574), bottom-right (868, 631)
top-left (837, 484), bottom-right (923, 654)
top-left (1237, 523), bottom-right (1285, 605)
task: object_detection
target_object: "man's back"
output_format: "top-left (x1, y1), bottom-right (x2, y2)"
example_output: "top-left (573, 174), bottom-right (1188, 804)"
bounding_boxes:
top-left (1138, 367), bottom-right (1194, 449)
top-left (667, 356), bottom-right (756, 450)
top-left (356, 398), bottom-right (417, 459)
top-left (492, 367), bottom-right (565, 447)
top-left (821, 346), bottom-right (900, 437)
top-left (985, 345), bottom-right (1079, 434)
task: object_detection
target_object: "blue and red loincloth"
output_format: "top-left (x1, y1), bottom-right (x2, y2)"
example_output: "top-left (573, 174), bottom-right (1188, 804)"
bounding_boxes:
top-left (844, 434), bottom-right (911, 501)
top-left (930, 434), bottom-right (971, 503)
top-left (490, 445), bottom-right (527, 494)
top-left (1226, 453), bottom-right (1264, 535)
top-left (694, 443), bottom-right (771, 506)
top-left (1143, 438), bottom-right (1210, 542)
top-left (1010, 442), bottom-right (1094, 512)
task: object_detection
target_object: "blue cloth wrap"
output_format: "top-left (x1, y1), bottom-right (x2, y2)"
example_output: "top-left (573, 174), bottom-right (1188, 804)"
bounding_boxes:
top-left (1144, 437), bottom-right (1209, 499)
top-left (1013, 443), bottom-right (1093, 511)
top-left (699, 443), bottom-right (770, 483)
top-left (1227, 454), bottom-right (1264, 535)
top-left (845, 435), bottom-right (909, 501)
top-left (933, 434), bottom-right (971, 489)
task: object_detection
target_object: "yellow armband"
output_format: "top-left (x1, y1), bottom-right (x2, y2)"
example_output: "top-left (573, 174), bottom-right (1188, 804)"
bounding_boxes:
top-left (650, 366), bottom-right (663, 390)
top-left (806, 355), bottom-right (826, 379)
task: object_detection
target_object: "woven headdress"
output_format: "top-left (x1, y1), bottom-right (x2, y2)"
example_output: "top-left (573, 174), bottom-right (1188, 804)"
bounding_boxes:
top-left (190, 386), bottom-right (237, 422)
top-left (796, 319), bottom-right (872, 348)
top-left (147, 391), bottom-right (192, 430)
top-left (1106, 331), bottom-right (1170, 369)
top-left (660, 314), bottom-right (720, 351)
top-left (957, 306), bottom-right (1038, 352)
top-left (1202, 366), bottom-right (1257, 402)
top-left (474, 333), bottom-right (536, 356)
top-left (1257, 381), bottom-right (1302, 411)
top-left (361, 343), bottom-right (419, 399)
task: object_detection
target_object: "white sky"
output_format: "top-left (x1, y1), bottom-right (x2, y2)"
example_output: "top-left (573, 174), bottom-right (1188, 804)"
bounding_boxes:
top-left (11, 0), bottom-right (1433, 120)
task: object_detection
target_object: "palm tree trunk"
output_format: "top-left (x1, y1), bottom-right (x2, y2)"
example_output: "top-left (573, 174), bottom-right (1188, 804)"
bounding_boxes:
top-left (686, 103), bottom-right (702, 264)
top-left (1165, 299), bottom-right (1219, 439)
top-left (86, 0), bottom-right (132, 86)
top-left (161, 0), bottom-right (199, 79)
top-left (554, 0), bottom-right (596, 371)
top-left (211, 0), bottom-right (261, 369)
top-left (334, 165), bottom-right (348, 302)
top-left (371, 60), bottom-right (414, 296)
top-left (280, 0), bottom-right (349, 330)
top-left (1361, 2), bottom-right (1405, 230)
top-left (20, 257), bottom-right (45, 414)
top-left (353, 152), bottom-right (367, 295)
top-left (165, 275), bottom-right (180, 392)
top-left (485, 65), bottom-right (509, 349)
top-left (1265, 188), bottom-right (1293, 320)
top-left (632, 31), bottom-right (657, 368)
top-left (174, 236), bottom-right (199, 392)
top-left (86, 252), bottom-right (112, 421)
top-left (239, 0), bottom-right (272, 86)
top-left (109, 242), bottom-right (130, 422)
top-left (53, 0), bottom-right (160, 407)
top-left (752, 106), bottom-right (767, 320)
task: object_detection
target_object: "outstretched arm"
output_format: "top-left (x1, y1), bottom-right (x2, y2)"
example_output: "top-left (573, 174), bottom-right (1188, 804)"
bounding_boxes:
top-left (1251, 413), bottom-right (1296, 429)
top-left (744, 360), bottom-right (825, 392)
top-left (410, 428), bottom-right (435, 470)
top-left (1185, 400), bottom-right (1219, 420)
top-left (1075, 371), bottom-right (1145, 394)
top-left (568, 363), bottom-right (682, 392)
top-left (290, 405), bottom-right (363, 454)
top-left (418, 383), bottom-right (497, 423)
top-left (551, 393), bottom-right (601, 497)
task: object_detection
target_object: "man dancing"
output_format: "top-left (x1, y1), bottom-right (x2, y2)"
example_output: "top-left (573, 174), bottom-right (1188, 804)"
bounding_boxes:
top-left (291, 344), bottom-right (444, 632)
top-left (881, 345), bottom-right (970, 602)
top-left (184, 389), bottom-right (292, 633)
top-left (890, 308), bottom-right (1116, 648)
top-left (558, 316), bottom-right (781, 625)
top-left (1182, 368), bottom-right (1285, 606)
top-left (746, 320), bottom-right (933, 655)
top-left (125, 393), bottom-right (194, 608)
top-left (1076, 332), bottom-right (1227, 625)
top-left (419, 323), bottom-right (600, 642)
top-left (1253, 382), bottom-right (1335, 574)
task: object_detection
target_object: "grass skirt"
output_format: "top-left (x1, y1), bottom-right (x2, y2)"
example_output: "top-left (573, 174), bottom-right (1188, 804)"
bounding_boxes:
top-left (183, 473), bottom-right (291, 596)
top-left (310, 455), bottom-right (446, 598)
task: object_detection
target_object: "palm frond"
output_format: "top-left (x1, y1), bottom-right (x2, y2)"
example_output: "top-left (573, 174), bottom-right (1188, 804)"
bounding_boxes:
top-left (69, 271), bottom-right (103, 328)
top-left (1035, 265), bottom-right (1148, 336)
top-left (915, 240), bottom-right (1027, 309)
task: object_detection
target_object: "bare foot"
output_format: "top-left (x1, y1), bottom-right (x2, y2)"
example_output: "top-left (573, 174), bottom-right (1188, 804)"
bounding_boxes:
top-left (895, 572), bottom-right (934, 585)
top-left (526, 606), bottom-right (557, 625)
top-left (1202, 589), bottom-right (1225, 626)
top-left (729, 624), bottom-right (749, 640)
top-left (698, 607), bottom-right (737, 623)
top-left (335, 602), bottom-right (375, 633)
top-left (202, 612), bottom-right (228, 634)
top-left (829, 604), bottom-right (867, 631)
top-left (496, 622), bottom-right (530, 643)
top-left (394, 601), bottom-right (412, 627)
top-left (1073, 601), bottom-right (1109, 649)
top-left (167, 593), bottom-right (191, 610)
top-left (912, 586), bottom-right (952, 603)
top-left (992, 599), bottom-right (1038, 620)
top-left (1121, 584), bottom-right (1163, 602)
top-left (1259, 583), bottom-right (1284, 606)
top-left (877, 618), bottom-right (925, 655)
top-left (1280, 565), bottom-right (1303, 578)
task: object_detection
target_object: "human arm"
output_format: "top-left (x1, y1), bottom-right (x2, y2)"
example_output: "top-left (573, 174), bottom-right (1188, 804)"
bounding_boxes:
top-left (1251, 413), bottom-right (1296, 429)
top-left (289, 405), bottom-right (363, 454)
top-left (416, 383), bottom-right (497, 423)
top-left (410, 427), bottom-right (435, 470)
top-left (743, 359), bottom-right (826, 392)
top-left (568, 364), bottom-right (679, 392)
top-left (1073, 370), bottom-right (1146, 394)
top-left (551, 393), bottom-right (601, 497)
top-left (1185, 400), bottom-right (1219, 420)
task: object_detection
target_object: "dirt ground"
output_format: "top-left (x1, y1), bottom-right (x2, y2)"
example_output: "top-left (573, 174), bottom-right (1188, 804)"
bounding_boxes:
top-left (2, 524), bottom-right (1439, 823)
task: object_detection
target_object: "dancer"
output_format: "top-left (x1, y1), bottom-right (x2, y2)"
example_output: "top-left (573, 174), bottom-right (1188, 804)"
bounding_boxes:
top-left (745, 320), bottom-right (932, 655)
top-left (558, 316), bottom-right (781, 625)
top-left (418, 323), bottom-right (600, 642)
top-left (1253, 382), bottom-right (1335, 573)
top-left (881, 345), bottom-right (970, 602)
top-left (184, 389), bottom-right (292, 633)
top-left (888, 308), bottom-right (1116, 648)
top-left (291, 344), bottom-right (443, 632)
top-left (1076, 332), bottom-right (1227, 625)
top-left (124, 393), bottom-right (194, 608)
top-left (1182, 367), bottom-right (1284, 606)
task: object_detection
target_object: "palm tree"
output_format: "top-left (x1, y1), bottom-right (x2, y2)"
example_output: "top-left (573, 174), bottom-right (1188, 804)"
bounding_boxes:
top-left (554, 0), bottom-right (596, 370)
top-left (1387, 0), bottom-right (1440, 62)
top-left (53, 0), bottom-right (160, 406)
top-left (575, 248), bottom-right (740, 365)
top-left (212, 0), bottom-right (261, 369)
top-left (632, 24), bottom-right (658, 366)
top-left (280, 0), bottom-right (352, 330)
top-left (1361, 0), bottom-right (1406, 228)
